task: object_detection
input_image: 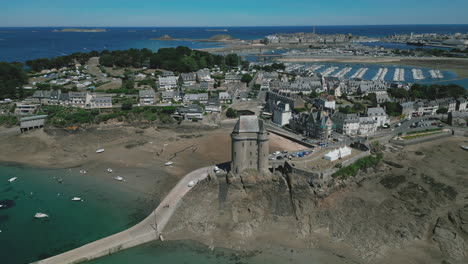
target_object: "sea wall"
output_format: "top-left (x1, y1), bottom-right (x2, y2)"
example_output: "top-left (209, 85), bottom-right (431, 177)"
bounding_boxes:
top-left (285, 150), bottom-right (371, 186)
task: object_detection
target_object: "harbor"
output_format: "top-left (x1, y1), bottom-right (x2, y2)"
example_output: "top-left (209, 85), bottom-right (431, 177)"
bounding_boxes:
top-left (372, 68), bottom-right (388, 81)
top-left (429, 69), bottom-right (444, 79)
top-left (333, 67), bottom-right (353, 78)
top-left (393, 68), bottom-right (405, 82)
top-left (351, 68), bottom-right (369, 79)
top-left (321, 66), bottom-right (339, 77)
top-left (412, 68), bottom-right (425, 80)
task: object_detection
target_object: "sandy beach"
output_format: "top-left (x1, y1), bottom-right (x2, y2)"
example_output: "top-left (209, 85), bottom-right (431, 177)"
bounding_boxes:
top-left (0, 122), bottom-right (307, 196)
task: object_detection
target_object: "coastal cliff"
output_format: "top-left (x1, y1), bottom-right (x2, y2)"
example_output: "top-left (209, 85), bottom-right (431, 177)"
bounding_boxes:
top-left (165, 137), bottom-right (468, 264)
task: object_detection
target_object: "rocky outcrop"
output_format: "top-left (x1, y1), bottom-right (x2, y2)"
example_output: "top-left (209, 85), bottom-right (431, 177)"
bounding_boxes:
top-left (433, 216), bottom-right (467, 260)
top-left (166, 140), bottom-right (468, 263)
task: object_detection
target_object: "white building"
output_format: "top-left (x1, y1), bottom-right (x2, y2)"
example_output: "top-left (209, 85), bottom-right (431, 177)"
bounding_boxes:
top-left (272, 102), bottom-right (292, 127)
top-left (457, 98), bottom-right (467, 111)
top-left (324, 146), bottom-right (352, 161)
top-left (358, 117), bottom-right (378, 136)
top-left (158, 76), bottom-right (178, 91)
top-left (196, 70), bottom-right (212, 82)
top-left (139, 89), bottom-right (156, 106)
top-left (332, 112), bottom-right (360, 136)
top-left (86, 94), bottom-right (113, 109)
top-left (366, 107), bottom-right (388, 127)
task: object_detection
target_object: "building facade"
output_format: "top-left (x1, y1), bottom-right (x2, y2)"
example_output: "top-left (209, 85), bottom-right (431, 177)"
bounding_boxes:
top-left (231, 116), bottom-right (269, 174)
top-left (272, 102), bottom-right (292, 127)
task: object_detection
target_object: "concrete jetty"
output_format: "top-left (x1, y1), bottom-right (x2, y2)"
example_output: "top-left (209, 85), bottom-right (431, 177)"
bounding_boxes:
top-left (393, 68), bottom-right (405, 82)
top-left (333, 67), bottom-right (352, 78)
top-left (351, 68), bottom-right (368, 79)
top-left (429, 69), bottom-right (444, 79)
top-left (412, 69), bottom-right (425, 80)
top-left (321, 66), bottom-right (339, 77)
top-left (33, 166), bottom-right (212, 264)
top-left (372, 68), bottom-right (388, 81)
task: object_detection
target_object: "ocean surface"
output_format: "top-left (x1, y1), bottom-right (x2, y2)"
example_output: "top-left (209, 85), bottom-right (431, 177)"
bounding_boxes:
top-left (0, 164), bottom-right (151, 264)
top-left (1, 25), bottom-right (468, 62)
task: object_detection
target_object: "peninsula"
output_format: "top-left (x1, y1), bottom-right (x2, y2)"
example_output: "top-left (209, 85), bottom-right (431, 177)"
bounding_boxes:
top-left (151, 34), bottom-right (240, 42)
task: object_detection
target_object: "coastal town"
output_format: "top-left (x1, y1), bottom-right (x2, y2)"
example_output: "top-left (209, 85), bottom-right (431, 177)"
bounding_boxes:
top-left (1, 30), bottom-right (468, 264)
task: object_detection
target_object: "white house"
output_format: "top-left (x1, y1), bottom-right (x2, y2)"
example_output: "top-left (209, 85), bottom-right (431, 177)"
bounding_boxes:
top-left (324, 146), bottom-right (352, 161)
top-left (272, 102), bottom-right (292, 127)
top-left (366, 107), bottom-right (388, 127)
top-left (158, 76), bottom-right (178, 91)
top-left (332, 112), bottom-right (360, 136)
top-left (358, 117), bottom-right (378, 136)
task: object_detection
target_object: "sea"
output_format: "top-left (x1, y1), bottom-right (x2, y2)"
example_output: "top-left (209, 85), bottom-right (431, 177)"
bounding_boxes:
top-left (1, 25), bottom-right (468, 88)
top-left (1, 25), bottom-right (468, 62)
top-left (1, 25), bottom-right (468, 264)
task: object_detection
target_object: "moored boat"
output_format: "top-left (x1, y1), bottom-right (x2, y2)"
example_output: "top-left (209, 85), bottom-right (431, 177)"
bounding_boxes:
top-left (71, 197), bottom-right (82, 201)
top-left (165, 161), bottom-right (174, 166)
top-left (107, 168), bottom-right (113, 173)
top-left (461, 146), bottom-right (468, 151)
top-left (96, 149), bottom-right (105, 153)
top-left (8, 177), bottom-right (17, 183)
top-left (34, 213), bottom-right (49, 219)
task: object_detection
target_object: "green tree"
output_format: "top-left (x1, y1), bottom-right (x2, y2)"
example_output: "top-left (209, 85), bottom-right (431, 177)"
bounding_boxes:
top-left (225, 54), bottom-right (239, 67)
top-left (437, 107), bottom-right (448, 114)
top-left (241, 74), bottom-right (253, 84)
top-left (226, 108), bottom-right (237, 118)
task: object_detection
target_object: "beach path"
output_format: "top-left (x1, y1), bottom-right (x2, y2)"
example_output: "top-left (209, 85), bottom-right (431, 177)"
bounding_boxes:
top-left (33, 166), bottom-right (212, 264)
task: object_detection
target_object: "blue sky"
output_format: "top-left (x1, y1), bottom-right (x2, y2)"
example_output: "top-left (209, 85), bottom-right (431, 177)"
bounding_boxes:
top-left (1, 0), bottom-right (468, 27)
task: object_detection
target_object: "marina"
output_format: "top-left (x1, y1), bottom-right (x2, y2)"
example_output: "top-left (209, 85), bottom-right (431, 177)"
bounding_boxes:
top-left (351, 68), bottom-right (368, 79)
top-left (372, 68), bottom-right (388, 81)
top-left (333, 67), bottom-right (353, 78)
top-left (321, 67), bottom-right (339, 77)
top-left (429, 69), bottom-right (444, 79)
top-left (412, 68), bottom-right (425, 80)
top-left (393, 68), bottom-right (405, 82)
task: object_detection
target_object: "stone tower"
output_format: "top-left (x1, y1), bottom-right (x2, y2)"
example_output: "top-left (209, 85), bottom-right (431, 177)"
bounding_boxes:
top-left (231, 116), bottom-right (269, 174)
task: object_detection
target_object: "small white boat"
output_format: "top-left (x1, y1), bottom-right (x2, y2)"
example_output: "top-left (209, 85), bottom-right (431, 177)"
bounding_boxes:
top-left (34, 213), bottom-right (49, 219)
top-left (71, 197), bottom-right (82, 202)
top-left (79, 170), bottom-right (87, 174)
top-left (165, 161), bottom-right (174, 166)
top-left (107, 168), bottom-right (113, 173)
top-left (188, 181), bottom-right (196, 188)
top-left (461, 146), bottom-right (468, 151)
top-left (8, 177), bottom-right (17, 183)
top-left (0, 205), bottom-right (4, 208)
top-left (114, 176), bottom-right (124, 182)
top-left (96, 149), bottom-right (105, 153)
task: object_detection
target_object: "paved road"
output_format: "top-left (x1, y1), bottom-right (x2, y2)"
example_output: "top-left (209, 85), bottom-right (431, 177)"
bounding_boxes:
top-left (34, 166), bottom-right (213, 264)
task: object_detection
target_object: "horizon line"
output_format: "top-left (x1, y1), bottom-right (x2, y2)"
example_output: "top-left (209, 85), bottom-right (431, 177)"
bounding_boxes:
top-left (1, 23), bottom-right (468, 28)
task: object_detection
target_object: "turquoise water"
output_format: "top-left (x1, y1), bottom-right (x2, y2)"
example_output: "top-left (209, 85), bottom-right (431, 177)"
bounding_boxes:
top-left (0, 164), bottom-right (150, 264)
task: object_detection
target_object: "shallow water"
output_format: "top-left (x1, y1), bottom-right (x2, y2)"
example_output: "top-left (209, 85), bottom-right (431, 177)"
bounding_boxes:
top-left (0, 164), bottom-right (149, 264)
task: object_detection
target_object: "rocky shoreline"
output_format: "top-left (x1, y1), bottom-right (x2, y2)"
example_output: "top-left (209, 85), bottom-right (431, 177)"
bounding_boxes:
top-left (165, 136), bottom-right (468, 264)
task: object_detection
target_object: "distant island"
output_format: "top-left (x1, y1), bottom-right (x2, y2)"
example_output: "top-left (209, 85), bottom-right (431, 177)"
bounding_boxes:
top-left (205, 29), bottom-right (228, 32)
top-left (52, 28), bottom-right (107, 33)
top-left (151, 34), bottom-right (239, 42)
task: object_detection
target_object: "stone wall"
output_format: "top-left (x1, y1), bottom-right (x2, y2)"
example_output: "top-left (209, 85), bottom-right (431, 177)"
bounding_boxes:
top-left (391, 132), bottom-right (453, 147)
top-left (284, 150), bottom-right (371, 187)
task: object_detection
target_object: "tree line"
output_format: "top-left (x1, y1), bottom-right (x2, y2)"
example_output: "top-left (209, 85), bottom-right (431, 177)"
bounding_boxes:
top-left (388, 83), bottom-right (466, 100)
top-left (25, 47), bottom-right (248, 73)
top-left (0, 47), bottom-right (248, 100)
